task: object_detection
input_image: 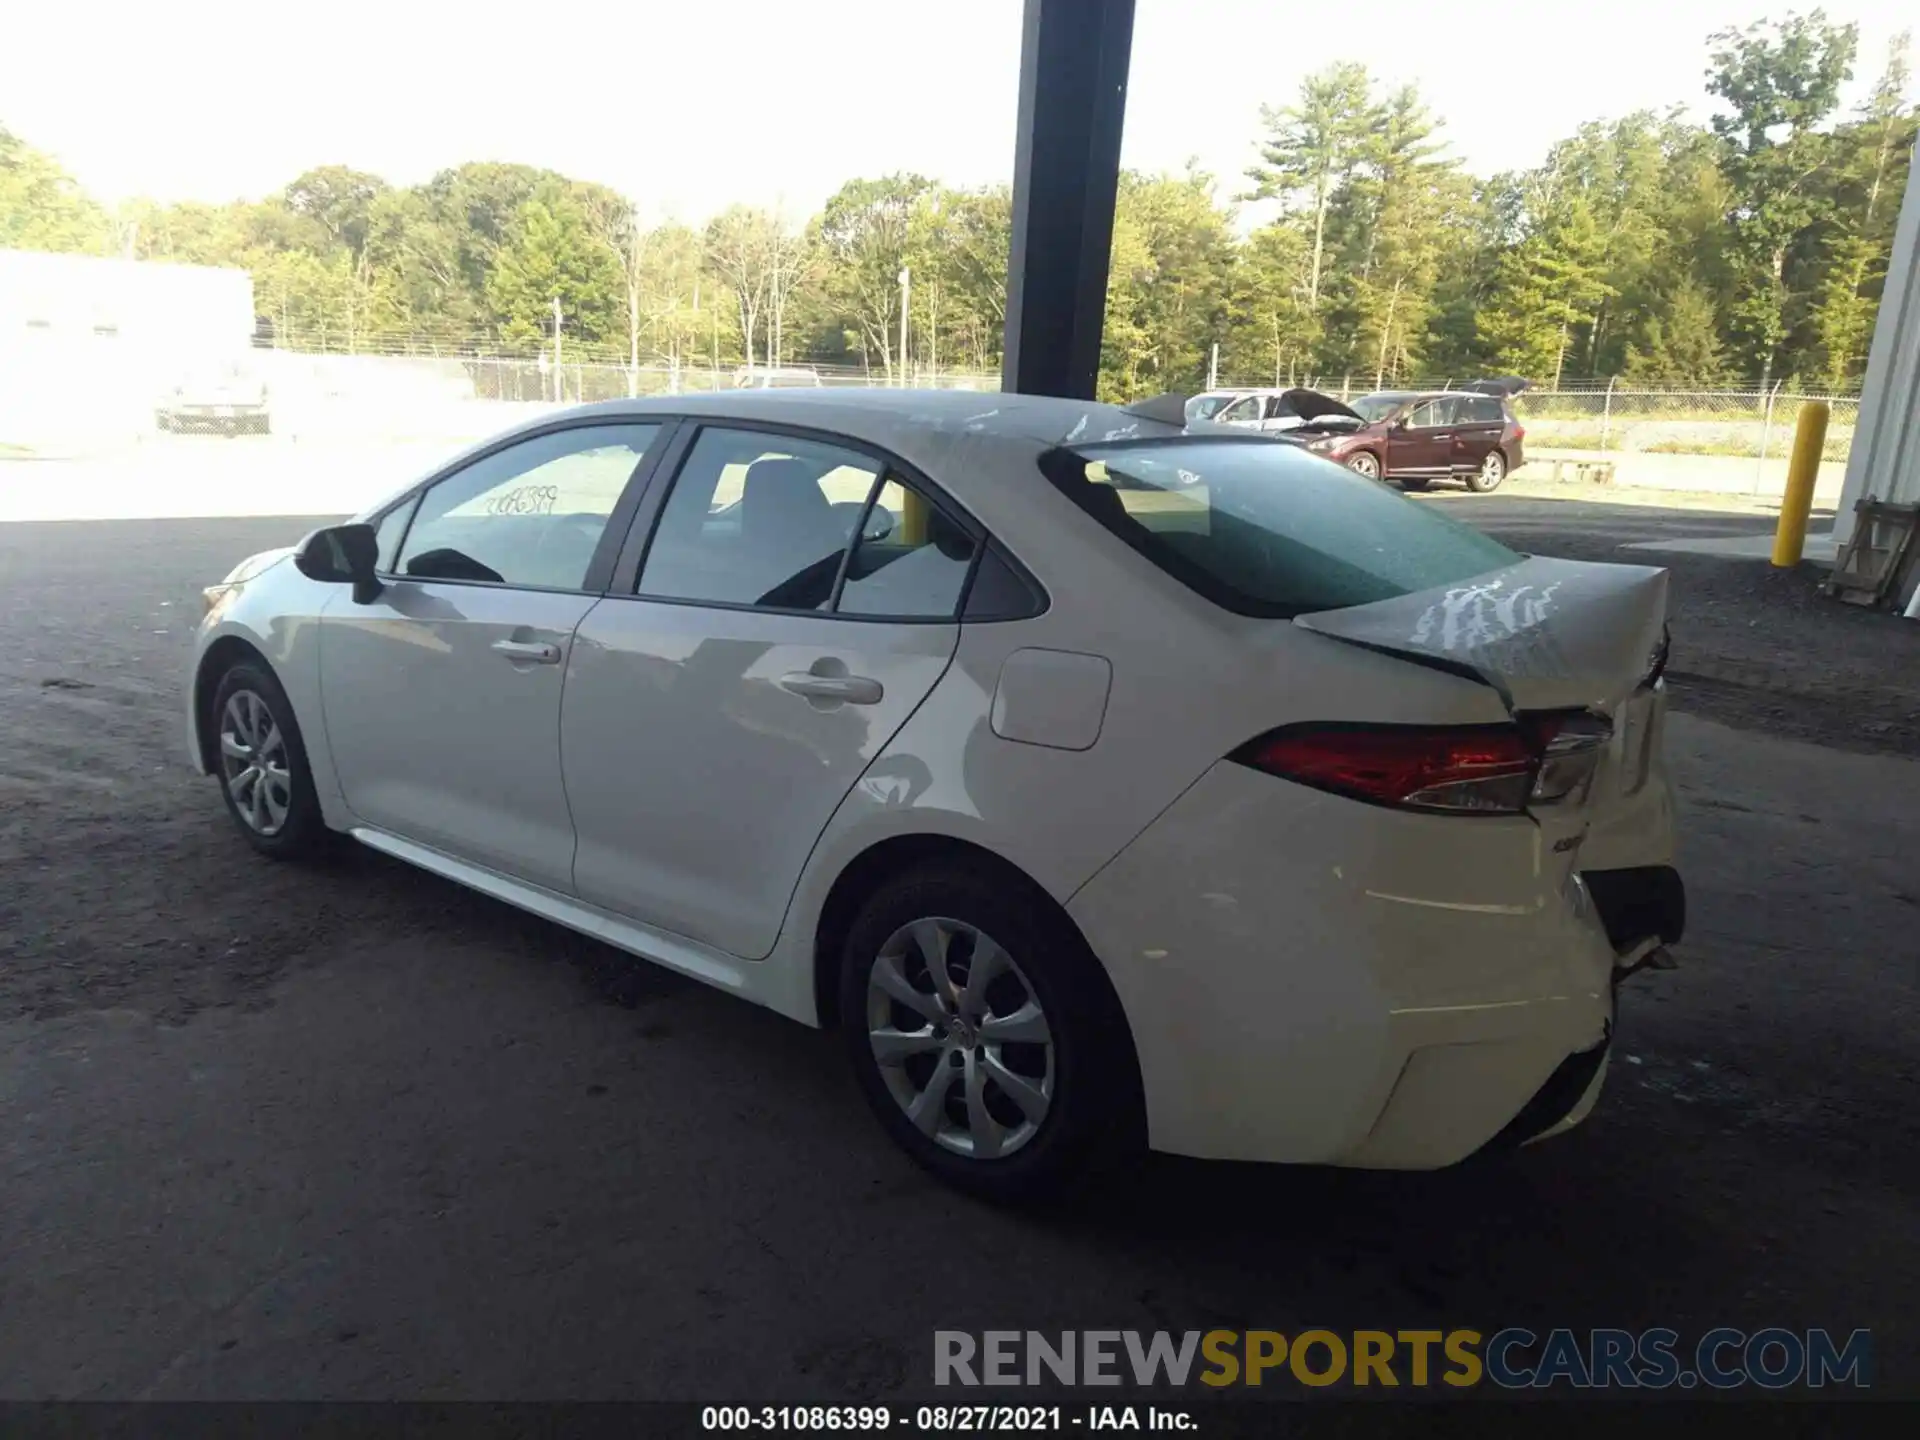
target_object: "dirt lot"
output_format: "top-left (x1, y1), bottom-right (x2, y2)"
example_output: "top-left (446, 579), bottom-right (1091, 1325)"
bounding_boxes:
top-left (2, 498), bottom-right (1918, 1405)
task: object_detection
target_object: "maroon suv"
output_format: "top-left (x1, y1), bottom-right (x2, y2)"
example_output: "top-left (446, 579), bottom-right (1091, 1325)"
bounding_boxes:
top-left (1278, 379), bottom-right (1528, 493)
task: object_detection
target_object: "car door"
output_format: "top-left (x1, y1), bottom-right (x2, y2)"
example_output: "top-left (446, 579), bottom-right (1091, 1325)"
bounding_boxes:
top-left (1450, 395), bottom-right (1505, 473)
top-left (561, 423), bottom-right (980, 959)
top-left (318, 421), bottom-right (665, 891)
top-left (1217, 395), bottom-right (1263, 429)
top-left (1255, 395), bottom-right (1300, 434)
top-left (1384, 398), bottom-right (1459, 477)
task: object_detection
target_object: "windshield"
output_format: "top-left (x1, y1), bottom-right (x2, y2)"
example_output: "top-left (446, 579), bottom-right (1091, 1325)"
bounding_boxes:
top-left (1039, 437), bottom-right (1518, 618)
top-left (1185, 395), bottom-right (1236, 422)
top-left (1349, 393), bottom-right (1408, 423)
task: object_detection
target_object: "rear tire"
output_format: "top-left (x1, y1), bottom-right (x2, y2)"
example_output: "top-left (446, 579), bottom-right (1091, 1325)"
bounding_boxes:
top-left (839, 860), bottom-right (1141, 1204)
top-left (1469, 449), bottom-right (1508, 493)
top-left (209, 661), bottom-right (331, 861)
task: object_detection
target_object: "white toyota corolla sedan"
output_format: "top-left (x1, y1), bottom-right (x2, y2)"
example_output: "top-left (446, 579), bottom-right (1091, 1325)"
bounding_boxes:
top-left (188, 389), bottom-right (1684, 1200)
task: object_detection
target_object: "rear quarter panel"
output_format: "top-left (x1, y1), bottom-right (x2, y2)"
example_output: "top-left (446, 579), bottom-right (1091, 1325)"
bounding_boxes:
top-left (774, 470), bottom-right (1520, 999)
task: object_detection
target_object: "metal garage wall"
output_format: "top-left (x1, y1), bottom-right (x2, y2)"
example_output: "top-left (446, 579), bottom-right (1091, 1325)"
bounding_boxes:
top-left (1835, 138), bottom-right (1920, 545)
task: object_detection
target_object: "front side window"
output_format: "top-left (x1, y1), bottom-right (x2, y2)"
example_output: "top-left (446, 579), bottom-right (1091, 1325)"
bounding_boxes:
top-left (1405, 399), bottom-right (1459, 428)
top-left (1219, 396), bottom-right (1262, 424)
top-left (395, 423), bottom-right (659, 590)
top-left (1040, 438), bottom-right (1518, 618)
top-left (371, 496), bottom-right (419, 572)
top-left (638, 428), bottom-right (879, 610)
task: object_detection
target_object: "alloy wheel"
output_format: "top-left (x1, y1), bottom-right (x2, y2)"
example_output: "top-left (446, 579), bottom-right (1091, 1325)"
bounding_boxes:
top-left (1348, 453), bottom-right (1380, 479)
top-left (219, 689), bottom-right (293, 836)
top-left (1478, 451), bottom-right (1506, 489)
top-left (865, 917), bottom-right (1055, 1160)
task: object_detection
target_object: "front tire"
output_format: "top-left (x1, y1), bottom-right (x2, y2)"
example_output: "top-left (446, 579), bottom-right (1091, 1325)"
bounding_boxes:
top-left (839, 861), bottom-right (1140, 1203)
top-left (1469, 449), bottom-right (1508, 493)
top-left (1345, 451), bottom-right (1382, 480)
top-left (210, 661), bottom-right (330, 860)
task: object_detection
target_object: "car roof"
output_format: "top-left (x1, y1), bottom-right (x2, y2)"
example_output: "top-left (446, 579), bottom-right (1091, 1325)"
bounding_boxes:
top-left (482, 389), bottom-right (1188, 499)
top-left (1363, 389), bottom-right (1505, 402)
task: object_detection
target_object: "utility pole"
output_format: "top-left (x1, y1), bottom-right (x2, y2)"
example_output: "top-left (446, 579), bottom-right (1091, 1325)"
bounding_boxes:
top-left (898, 267), bottom-right (911, 387)
top-left (1208, 342), bottom-right (1219, 391)
top-left (551, 296), bottom-right (564, 403)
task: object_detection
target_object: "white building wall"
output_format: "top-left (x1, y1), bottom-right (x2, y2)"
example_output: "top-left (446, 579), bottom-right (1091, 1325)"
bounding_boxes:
top-left (1834, 138), bottom-right (1920, 544)
top-left (0, 250), bottom-right (257, 449)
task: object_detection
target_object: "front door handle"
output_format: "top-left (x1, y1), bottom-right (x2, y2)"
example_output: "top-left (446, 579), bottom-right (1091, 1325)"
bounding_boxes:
top-left (492, 638), bottom-right (562, 665)
top-left (778, 671), bottom-right (884, 705)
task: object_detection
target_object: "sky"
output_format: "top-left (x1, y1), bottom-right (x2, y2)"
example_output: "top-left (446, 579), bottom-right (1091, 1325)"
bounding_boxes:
top-left (4, 0), bottom-right (1914, 224)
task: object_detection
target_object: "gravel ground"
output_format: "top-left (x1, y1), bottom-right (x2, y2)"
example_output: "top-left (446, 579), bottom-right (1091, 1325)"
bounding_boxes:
top-left (2, 505), bottom-right (1917, 1404)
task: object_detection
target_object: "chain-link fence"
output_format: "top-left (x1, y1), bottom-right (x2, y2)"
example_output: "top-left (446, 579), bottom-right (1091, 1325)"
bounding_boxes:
top-left (0, 336), bottom-right (1002, 455)
top-left (460, 357), bottom-right (1000, 404)
top-left (1509, 387), bottom-right (1859, 464)
top-left (1214, 374), bottom-right (1862, 463)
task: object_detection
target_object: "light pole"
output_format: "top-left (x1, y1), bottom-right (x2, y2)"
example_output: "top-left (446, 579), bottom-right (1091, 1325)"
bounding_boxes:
top-left (898, 267), bottom-right (911, 387)
top-left (551, 295), bottom-right (564, 403)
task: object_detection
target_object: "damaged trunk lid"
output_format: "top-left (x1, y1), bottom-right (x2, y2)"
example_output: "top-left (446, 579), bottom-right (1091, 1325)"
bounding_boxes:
top-left (1296, 556), bottom-right (1676, 880)
top-left (1294, 555), bottom-right (1668, 717)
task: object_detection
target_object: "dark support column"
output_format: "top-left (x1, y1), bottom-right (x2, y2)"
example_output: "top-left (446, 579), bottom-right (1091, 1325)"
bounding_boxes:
top-left (1001, 0), bottom-right (1136, 399)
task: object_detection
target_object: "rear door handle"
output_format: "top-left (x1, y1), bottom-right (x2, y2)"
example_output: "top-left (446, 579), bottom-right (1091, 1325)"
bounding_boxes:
top-left (492, 638), bottom-right (562, 665)
top-left (778, 671), bottom-right (884, 705)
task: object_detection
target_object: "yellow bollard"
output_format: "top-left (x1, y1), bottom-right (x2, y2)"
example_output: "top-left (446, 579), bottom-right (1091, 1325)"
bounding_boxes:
top-left (899, 485), bottom-right (928, 545)
top-left (1772, 400), bottom-right (1829, 568)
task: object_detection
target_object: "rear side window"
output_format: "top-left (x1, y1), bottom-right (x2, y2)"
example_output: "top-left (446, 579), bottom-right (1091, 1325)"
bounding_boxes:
top-left (837, 478), bottom-right (979, 619)
top-left (636, 428), bottom-right (878, 610)
top-left (1039, 438), bottom-right (1518, 618)
top-left (1466, 396), bottom-right (1504, 424)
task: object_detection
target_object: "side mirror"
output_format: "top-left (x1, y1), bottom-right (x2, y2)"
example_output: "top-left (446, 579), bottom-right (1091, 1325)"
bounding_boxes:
top-left (293, 522), bottom-right (383, 604)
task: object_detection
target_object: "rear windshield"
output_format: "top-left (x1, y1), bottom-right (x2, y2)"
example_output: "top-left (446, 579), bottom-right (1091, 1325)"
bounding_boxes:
top-left (1039, 437), bottom-right (1519, 618)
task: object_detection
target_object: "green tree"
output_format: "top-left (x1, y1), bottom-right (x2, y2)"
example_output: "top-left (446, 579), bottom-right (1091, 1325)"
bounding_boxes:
top-left (1325, 84), bottom-right (1465, 384)
top-left (1245, 62), bottom-right (1376, 362)
top-left (1622, 278), bottom-right (1731, 385)
top-left (282, 165), bottom-right (389, 258)
top-left (486, 196), bottom-right (623, 347)
top-left (363, 188), bottom-right (473, 339)
top-left (0, 126), bottom-right (107, 252)
top-left (1477, 193), bottom-right (1613, 383)
top-left (1220, 220), bottom-right (1311, 385)
top-left (1805, 31), bottom-right (1916, 386)
top-left (1099, 167), bottom-right (1235, 400)
top-left (1707, 8), bottom-right (1860, 383)
top-left (931, 185), bottom-right (1012, 372)
top-left (815, 175), bottom-right (930, 379)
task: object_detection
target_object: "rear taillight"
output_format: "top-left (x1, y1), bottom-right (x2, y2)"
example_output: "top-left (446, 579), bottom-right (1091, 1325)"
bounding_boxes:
top-left (1524, 712), bottom-right (1611, 806)
top-left (1233, 716), bottom-right (1609, 816)
top-left (1513, 424), bottom-right (1526, 441)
